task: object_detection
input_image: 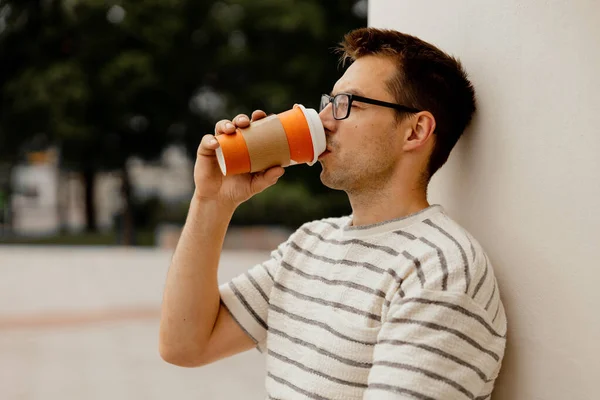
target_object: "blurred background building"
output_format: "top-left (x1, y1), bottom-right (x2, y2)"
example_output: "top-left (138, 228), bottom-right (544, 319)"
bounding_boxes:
top-left (8, 145), bottom-right (193, 237)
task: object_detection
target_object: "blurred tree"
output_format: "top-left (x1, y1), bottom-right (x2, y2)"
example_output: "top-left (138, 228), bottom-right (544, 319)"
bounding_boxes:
top-left (0, 0), bottom-right (366, 240)
top-left (0, 0), bottom-right (186, 242)
top-left (60, 0), bottom-right (185, 242)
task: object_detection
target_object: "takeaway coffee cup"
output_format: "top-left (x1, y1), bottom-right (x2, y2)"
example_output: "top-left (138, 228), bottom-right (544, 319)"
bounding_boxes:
top-left (214, 104), bottom-right (326, 176)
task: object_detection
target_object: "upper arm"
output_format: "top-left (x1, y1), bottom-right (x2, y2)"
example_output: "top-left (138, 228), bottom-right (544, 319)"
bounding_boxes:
top-left (195, 301), bottom-right (257, 367)
top-left (363, 290), bottom-right (506, 400)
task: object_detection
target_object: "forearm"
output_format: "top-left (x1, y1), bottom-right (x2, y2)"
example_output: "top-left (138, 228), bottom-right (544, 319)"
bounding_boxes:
top-left (159, 193), bottom-right (236, 363)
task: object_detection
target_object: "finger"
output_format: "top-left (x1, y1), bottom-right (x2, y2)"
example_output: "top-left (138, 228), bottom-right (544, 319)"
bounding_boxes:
top-left (233, 114), bottom-right (250, 128)
top-left (250, 166), bottom-right (285, 194)
top-left (215, 119), bottom-right (236, 135)
top-left (251, 110), bottom-right (268, 122)
top-left (197, 134), bottom-right (220, 157)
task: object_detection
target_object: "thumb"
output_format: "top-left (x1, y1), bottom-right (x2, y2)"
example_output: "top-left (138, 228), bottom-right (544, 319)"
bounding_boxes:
top-left (250, 166), bottom-right (285, 194)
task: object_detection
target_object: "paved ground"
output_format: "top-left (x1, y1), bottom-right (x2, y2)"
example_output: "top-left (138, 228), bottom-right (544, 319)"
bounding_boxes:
top-left (0, 246), bottom-right (270, 400)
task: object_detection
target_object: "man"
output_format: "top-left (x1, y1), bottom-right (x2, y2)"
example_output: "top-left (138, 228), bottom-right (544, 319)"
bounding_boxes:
top-left (159, 27), bottom-right (506, 399)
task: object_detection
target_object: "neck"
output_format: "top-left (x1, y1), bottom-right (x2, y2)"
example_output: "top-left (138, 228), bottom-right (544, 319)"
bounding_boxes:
top-left (347, 181), bottom-right (430, 227)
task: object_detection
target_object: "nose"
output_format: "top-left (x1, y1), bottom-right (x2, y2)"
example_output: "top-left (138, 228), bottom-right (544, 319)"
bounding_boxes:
top-left (319, 103), bottom-right (336, 135)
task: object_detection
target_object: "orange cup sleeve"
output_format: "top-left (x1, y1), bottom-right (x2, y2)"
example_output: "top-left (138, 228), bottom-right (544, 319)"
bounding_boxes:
top-left (215, 131), bottom-right (251, 175)
top-left (278, 106), bottom-right (314, 163)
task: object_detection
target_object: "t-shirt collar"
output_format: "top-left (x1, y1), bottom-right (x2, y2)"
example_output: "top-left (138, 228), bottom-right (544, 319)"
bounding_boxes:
top-left (341, 204), bottom-right (444, 238)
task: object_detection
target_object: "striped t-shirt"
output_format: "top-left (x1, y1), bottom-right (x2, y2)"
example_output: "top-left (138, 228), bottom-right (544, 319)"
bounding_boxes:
top-left (219, 205), bottom-right (507, 400)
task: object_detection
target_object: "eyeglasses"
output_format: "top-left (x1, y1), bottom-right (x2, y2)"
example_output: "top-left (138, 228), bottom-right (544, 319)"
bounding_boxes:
top-left (320, 93), bottom-right (420, 120)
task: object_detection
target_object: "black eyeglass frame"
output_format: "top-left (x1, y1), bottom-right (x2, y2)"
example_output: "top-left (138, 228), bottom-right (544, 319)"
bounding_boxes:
top-left (320, 93), bottom-right (421, 120)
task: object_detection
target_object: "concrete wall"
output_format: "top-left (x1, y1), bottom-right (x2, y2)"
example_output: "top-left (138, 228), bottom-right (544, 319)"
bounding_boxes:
top-left (370, 1), bottom-right (599, 399)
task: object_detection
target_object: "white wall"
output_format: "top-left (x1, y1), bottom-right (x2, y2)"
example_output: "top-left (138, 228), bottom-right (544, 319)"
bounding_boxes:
top-left (370, 1), bottom-right (599, 399)
top-left (12, 164), bottom-right (60, 236)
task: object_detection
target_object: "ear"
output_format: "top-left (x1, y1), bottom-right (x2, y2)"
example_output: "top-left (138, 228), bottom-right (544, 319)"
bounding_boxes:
top-left (402, 111), bottom-right (436, 152)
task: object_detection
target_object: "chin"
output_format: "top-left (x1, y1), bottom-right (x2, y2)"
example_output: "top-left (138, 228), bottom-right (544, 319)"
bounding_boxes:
top-left (319, 169), bottom-right (347, 191)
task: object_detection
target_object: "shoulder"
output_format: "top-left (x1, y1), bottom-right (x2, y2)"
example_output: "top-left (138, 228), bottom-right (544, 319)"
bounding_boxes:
top-left (382, 214), bottom-right (508, 336)
top-left (394, 212), bottom-right (506, 332)
top-left (401, 212), bottom-right (492, 297)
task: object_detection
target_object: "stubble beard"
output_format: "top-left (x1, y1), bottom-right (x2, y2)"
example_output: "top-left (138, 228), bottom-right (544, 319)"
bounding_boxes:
top-left (319, 155), bottom-right (395, 194)
top-left (319, 165), bottom-right (348, 191)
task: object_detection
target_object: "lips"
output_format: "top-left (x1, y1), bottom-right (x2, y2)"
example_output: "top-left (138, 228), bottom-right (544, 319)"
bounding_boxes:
top-left (318, 149), bottom-right (331, 160)
top-left (318, 142), bottom-right (335, 159)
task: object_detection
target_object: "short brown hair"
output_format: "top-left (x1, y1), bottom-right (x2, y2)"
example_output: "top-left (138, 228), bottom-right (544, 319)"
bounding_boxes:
top-left (338, 28), bottom-right (476, 180)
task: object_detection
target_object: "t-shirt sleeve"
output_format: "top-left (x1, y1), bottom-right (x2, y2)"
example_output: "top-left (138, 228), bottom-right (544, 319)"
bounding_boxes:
top-left (218, 240), bottom-right (286, 353)
top-left (363, 289), bottom-right (506, 400)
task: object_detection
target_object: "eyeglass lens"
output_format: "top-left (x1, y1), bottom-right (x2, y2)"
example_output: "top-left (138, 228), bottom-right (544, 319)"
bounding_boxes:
top-left (334, 94), bottom-right (349, 119)
top-left (320, 95), bottom-right (329, 113)
top-left (320, 94), bottom-right (350, 120)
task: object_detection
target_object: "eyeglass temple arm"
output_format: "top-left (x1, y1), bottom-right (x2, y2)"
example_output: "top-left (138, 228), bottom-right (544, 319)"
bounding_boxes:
top-left (352, 94), bottom-right (420, 113)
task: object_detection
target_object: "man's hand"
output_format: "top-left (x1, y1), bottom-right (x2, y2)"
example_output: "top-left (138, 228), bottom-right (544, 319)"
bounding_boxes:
top-left (194, 110), bottom-right (285, 208)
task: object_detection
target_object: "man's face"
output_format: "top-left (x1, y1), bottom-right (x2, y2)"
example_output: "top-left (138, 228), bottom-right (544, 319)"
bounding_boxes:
top-left (318, 55), bottom-right (409, 193)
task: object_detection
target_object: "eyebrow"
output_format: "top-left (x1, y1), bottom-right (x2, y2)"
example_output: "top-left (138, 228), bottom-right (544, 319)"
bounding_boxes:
top-left (330, 88), bottom-right (367, 97)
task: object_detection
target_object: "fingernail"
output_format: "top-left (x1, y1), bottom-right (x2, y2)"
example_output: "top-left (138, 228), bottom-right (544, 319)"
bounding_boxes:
top-left (209, 138), bottom-right (218, 145)
top-left (226, 123), bottom-right (235, 130)
top-left (238, 116), bottom-right (248, 124)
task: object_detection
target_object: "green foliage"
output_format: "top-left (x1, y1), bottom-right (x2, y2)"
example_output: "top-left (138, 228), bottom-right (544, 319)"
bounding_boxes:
top-left (5, 62), bottom-right (88, 139)
top-left (0, 0), bottom-right (366, 231)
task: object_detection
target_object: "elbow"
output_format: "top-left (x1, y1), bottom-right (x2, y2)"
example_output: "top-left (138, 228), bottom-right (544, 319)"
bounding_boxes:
top-left (158, 340), bottom-right (207, 368)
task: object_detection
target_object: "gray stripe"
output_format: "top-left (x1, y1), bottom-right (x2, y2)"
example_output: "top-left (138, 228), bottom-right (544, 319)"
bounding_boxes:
top-left (378, 339), bottom-right (489, 382)
top-left (301, 226), bottom-right (399, 256)
top-left (425, 219), bottom-right (471, 293)
top-left (269, 303), bottom-right (376, 346)
top-left (419, 237), bottom-right (449, 290)
top-left (269, 327), bottom-right (372, 368)
top-left (394, 230), bottom-right (417, 240)
top-left (261, 263), bottom-right (274, 281)
top-left (492, 300), bottom-right (501, 323)
top-left (220, 299), bottom-right (259, 346)
top-left (472, 254), bottom-right (489, 299)
top-left (386, 268), bottom-right (406, 297)
top-left (275, 248), bottom-right (283, 258)
top-left (466, 233), bottom-right (476, 262)
top-left (246, 272), bottom-right (268, 303)
top-left (267, 372), bottom-right (329, 400)
top-left (322, 220), bottom-right (341, 229)
top-left (268, 349), bottom-right (368, 389)
top-left (485, 280), bottom-right (497, 311)
top-left (475, 393), bottom-right (492, 400)
top-left (273, 281), bottom-right (381, 322)
top-left (229, 281), bottom-right (268, 330)
top-left (402, 250), bottom-right (426, 288)
top-left (367, 383), bottom-right (436, 400)
top-left (397, 297), bottom-right (505, 338)
top-left (289, 241), bottom-right (386, 274)
top-left (281, 260), bottom-right (387, 300)
top-left (373, 360), bottom-right (475, 399)
top-left (389, 318), bottom-right (501, 361)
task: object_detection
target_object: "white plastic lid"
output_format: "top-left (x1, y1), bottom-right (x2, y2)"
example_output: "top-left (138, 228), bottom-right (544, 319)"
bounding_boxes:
top-left (215, 145), bottom-right (227, 175)
top-left (296, 104), bottom-right (326, 165)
